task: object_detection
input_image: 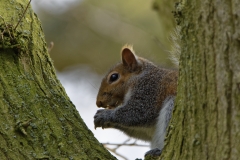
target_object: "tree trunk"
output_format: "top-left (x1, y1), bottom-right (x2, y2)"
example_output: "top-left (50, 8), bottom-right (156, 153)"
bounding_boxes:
top-left (154, 0), bottom-right (240, 159)
top-left (0, 0), bottom-right (116, 159)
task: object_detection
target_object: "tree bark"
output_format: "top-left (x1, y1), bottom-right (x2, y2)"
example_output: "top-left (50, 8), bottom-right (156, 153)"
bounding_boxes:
top-left (154, 0), bottom-right (240, 159)
top-left (0, 0), bottom-right (116, 159)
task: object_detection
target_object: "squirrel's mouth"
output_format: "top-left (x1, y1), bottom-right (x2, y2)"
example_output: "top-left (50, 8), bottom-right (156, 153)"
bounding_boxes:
top-left (104, 101), bottom-right (122, 109)
top-left (96, 99), bottom-right (121, 109)
top-left (105, 105), bottom-right (115, 109)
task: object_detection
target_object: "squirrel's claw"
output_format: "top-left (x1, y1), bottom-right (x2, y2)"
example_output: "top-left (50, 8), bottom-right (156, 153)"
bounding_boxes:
top-left (94, 109), bottom-right (112, 129)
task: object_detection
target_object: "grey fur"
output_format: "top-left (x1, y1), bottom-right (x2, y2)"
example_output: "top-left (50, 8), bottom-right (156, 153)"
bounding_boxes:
top-left (94, 51), bottom-right (177, 157)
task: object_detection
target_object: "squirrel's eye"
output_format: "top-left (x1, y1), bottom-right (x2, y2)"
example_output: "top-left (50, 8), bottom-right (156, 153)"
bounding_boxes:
top-left (109, 73), bottom-right (119, 82)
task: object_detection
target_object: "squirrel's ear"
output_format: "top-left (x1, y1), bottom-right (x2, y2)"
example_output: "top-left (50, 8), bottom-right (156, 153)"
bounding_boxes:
top-left (121, 46), bottom-right (138, 71)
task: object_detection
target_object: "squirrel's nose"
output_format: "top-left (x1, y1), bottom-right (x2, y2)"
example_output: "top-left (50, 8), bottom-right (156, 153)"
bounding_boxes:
top-left (96, 101), bottom-right (103, 107)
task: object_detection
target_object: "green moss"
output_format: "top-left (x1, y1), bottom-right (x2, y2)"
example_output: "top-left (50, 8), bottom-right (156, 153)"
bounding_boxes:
top-left (0, 23), bottom-right (30, 52)
top-left (0, 0), bottom-right (116, 159)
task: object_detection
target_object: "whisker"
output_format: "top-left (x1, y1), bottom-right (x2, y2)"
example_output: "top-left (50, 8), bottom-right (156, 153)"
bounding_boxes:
top-left (87, 81), bottom-right (98, 90)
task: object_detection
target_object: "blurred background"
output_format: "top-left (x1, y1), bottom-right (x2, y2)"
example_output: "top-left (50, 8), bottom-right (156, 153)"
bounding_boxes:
top-left (31, 0), bottom-right (176, 159)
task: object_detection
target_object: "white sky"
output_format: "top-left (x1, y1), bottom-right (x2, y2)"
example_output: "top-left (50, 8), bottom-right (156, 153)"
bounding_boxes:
top-left (31, 0), bottom-right (81, 14)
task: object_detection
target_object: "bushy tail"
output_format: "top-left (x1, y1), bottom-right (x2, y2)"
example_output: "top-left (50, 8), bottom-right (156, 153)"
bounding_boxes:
top-left (169, 26), bottom-right (181, 67)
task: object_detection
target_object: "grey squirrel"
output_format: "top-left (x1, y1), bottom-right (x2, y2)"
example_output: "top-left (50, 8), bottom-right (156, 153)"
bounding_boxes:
top-left (94, 45), bottom-right (178, 158)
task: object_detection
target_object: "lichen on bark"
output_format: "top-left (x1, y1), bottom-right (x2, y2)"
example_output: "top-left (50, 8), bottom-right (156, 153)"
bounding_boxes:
top-left (0, 0), bottom-right (116, 159)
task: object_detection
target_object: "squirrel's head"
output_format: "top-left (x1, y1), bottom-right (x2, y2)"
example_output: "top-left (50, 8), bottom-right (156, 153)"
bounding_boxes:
top-left (96, 45), bottom-right (143, 109)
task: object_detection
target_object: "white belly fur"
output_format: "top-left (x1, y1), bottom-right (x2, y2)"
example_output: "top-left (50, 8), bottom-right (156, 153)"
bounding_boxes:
top-left (151, 96), bottom-right (175, 149)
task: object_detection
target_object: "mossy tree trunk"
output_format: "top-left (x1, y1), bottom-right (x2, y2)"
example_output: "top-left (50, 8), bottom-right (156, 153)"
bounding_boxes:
top-left (154, 0), bottom-right (240, 159)
top-left (0, 0), bottom-right (116, 159)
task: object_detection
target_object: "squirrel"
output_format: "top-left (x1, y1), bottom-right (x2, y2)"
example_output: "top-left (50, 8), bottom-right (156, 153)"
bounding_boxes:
top-left (94, 44), bottom-right (178, 158)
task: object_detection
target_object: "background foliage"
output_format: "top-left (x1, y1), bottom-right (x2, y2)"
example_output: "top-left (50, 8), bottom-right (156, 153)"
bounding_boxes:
top-left (33, 0), bottom-right (176, 73)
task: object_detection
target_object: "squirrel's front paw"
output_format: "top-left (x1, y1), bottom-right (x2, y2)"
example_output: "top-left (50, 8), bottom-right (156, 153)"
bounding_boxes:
top-left (94, 109), bottom-right (112, 129)
top-left (144, 148), bottom-right (162, 159)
